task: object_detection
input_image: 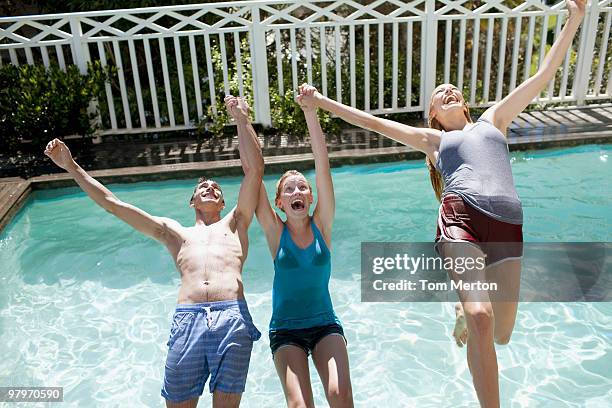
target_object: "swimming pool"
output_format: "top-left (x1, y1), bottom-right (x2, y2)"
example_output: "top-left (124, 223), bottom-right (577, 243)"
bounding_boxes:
top-left (1, 144), bottom-right (610, 407)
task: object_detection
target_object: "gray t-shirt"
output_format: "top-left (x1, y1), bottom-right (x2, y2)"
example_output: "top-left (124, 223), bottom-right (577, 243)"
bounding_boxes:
top-left (435, 117), bottom-right (523, 225)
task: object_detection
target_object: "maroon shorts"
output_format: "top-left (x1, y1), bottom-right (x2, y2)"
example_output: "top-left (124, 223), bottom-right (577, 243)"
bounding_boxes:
top-left (435, 194), bottom-right (523, 267)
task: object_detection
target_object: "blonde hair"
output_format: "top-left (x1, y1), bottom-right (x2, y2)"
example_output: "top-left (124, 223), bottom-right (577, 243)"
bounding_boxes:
top-left (275, 170), bottom-right (312, 212)
top-left (426, 93), bottom-right (472, 201)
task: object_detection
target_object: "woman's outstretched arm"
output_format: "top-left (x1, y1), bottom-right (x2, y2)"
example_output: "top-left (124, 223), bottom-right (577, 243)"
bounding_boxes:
top-left (297, 84), bottom-right (334, 242)
top-left (481, 0), bottom-right (586, 133)
top-left (255, 182), bottom-right (283, 258)
top-left (301, 85), bottom-right (440, 162)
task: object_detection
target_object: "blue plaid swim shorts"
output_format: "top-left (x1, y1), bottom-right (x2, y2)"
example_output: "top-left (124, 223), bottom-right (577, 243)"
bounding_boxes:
top-left (161, 299), bottom-right (261, 402)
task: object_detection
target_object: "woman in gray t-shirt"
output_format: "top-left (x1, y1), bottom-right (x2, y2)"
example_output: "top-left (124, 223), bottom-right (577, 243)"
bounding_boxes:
top-left (299, 1), bottom-right (585, 405)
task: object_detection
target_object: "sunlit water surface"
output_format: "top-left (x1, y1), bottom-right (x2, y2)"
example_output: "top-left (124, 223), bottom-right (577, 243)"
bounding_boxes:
top-left (1, 144), bottom-right (610, 407)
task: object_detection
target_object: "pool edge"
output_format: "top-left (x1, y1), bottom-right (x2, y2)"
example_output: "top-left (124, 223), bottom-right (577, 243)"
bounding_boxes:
top-left (0, 180), bottom-right (32, 233)
top-left (1, 132), bottom-right (610, 234)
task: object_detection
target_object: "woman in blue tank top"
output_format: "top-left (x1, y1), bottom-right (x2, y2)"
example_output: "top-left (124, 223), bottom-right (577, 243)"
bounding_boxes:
top-left (297, 2), bottom-right (585, 406)
top-left (255, 85), bottom-right (353, 407)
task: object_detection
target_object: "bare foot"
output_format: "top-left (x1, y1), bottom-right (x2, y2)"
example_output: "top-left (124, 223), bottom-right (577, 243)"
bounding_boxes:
top-left (453, 302), bottom-right (468, 347)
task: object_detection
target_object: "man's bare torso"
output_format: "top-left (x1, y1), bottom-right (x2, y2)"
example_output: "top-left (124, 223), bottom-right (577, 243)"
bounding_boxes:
top-left (163, 209), bottom-right (248, 303)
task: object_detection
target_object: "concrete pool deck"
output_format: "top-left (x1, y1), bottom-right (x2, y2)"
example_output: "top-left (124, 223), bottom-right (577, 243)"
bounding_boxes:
top-left (1, 105), bottom-right (611, 232)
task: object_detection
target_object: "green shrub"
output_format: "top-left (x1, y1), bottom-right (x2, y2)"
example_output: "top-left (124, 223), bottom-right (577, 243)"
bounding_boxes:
top-left (269, 88), bottom-right (340, 138)
top-left (197, 38), bottom-right (341, 140)
top-left (0, 61), bottom-right (113, 155)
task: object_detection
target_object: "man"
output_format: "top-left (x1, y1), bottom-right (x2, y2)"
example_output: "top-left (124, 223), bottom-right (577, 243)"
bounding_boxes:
top-left (44, 96), bottom-right (263, 408)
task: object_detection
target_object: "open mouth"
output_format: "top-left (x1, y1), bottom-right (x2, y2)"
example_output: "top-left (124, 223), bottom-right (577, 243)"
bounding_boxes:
top-left (202, 190), bottom-right (216, 199)
top-left (445, 95), bottom-right (459, 104)
top-left (290, 199), bottom-right (305, 211)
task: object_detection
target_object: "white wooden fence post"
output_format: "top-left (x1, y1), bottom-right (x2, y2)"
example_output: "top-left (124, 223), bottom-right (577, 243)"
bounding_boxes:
top-left (69, 16), bottom-right (89, 74)
top-left (573, 0), bottom-right (599, 104)
top-left (422, 0), bottom-right (438, 119)
top-left (70, 16), bottom-right (102, 141)
top-left (251, 6), bottom-right (272, 127)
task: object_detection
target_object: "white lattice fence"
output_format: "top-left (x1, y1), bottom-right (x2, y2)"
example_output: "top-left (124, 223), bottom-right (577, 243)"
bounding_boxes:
top-left (77, 4), bottom-right (258, 132)
top-left (434, 0), bottom-right (581, 107)
top-left (260, 1), bottom-right (429, 115)
top-left (442, 0), bottom-right (612, 105)
top-left (0, 0), bottom-right (610, 137)
top-left (587, 0), bottom-right (612, 100)
top-left (0, 2), bottom-right (269, 134)
top-left (258, 0), bottom-right (611, 115)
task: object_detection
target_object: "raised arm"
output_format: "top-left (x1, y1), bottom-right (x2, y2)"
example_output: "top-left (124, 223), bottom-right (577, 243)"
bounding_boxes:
top-left (302, 86), bottom-right (440, 161)
top-left (297, 84), bottom-right (334, 240)
top-left (225, 96), bottom-right (264, 231)
top-left (481, 0), bottom-right (586, 132)
top-left (43, 139), bottom-right (181, 245)
top-left (255, 182), bottom-right (283, 257)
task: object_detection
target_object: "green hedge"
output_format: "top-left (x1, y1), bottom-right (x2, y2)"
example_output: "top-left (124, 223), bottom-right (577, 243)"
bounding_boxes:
top-left (0, 61), bottom-right (113, 155)
top-left (195, 38), bottom-right (341, 140)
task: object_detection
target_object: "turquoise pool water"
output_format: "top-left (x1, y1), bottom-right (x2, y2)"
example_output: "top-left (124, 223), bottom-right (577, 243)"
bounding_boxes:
top-left (1, 144), bottom-right (610, 407)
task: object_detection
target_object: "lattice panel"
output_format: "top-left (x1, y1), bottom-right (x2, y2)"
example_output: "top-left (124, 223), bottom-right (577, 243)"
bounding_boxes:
top-left (599, 0), bottom-right (612, 8)
top-left (0, 18), bottom-right (72, 46)
top-left (260, 0), bottom-right (427, 26)
top-left (435, 0), bottom-right (567, 16)
top-left (80, 6), bottom-right (252, 40)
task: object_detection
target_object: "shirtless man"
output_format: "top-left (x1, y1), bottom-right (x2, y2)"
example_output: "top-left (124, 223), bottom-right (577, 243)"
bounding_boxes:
top-left (44, 96), bottom-right (263, 408)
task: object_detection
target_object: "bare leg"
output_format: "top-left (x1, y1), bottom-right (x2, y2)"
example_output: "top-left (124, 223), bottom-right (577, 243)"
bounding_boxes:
top-left (440, 242), bottom-right (499, 408)
top-left (274, 345), bottom-right (315, 408)
top-left (212, 391), bottom-right (242, 408)
top-left (312, 334), bottom-right (354, 408)
top-left (463, 300), bottom-right (498, 408)
top-left (454, 260), bottom-right (522, 344)
top-left (487, 259), bottom-right (522, 345)
top-left (166, 398), bottom-right (198, 408)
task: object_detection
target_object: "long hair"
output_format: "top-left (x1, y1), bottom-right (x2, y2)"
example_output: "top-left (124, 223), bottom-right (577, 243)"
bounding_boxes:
top-left (426, 96), bottom-right (472, 201)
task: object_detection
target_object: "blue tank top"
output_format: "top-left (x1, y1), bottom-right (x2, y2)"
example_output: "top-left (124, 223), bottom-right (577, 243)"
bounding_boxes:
top-left (435, 117), bottom-right (523, 225)
top-left (270, 218), bottom-right (340, 331)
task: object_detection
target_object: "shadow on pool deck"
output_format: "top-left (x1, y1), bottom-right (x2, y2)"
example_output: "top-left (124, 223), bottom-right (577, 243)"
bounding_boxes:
top-left (1, 104), bottom-right (611, 232)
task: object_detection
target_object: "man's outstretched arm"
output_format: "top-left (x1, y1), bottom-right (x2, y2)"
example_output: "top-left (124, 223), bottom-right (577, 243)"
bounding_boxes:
top-left (44, 139), bottom-right (180, 244)
top-left (225, 96), bottom-right (264, 230)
